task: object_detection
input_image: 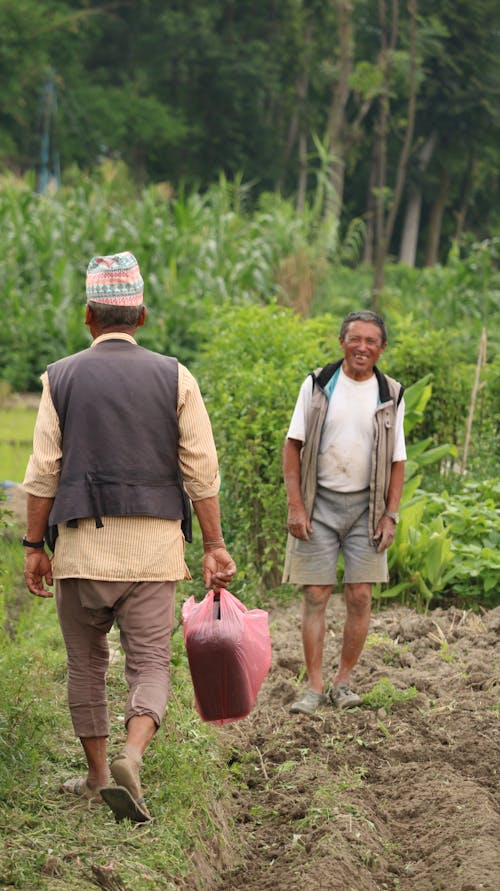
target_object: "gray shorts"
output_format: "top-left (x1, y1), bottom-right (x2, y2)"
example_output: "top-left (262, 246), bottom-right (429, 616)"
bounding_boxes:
top-left (283, 486), bottom-right (388, 586)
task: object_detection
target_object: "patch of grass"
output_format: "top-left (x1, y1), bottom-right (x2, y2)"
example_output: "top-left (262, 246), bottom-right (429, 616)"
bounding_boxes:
top-left (275, 759), bottom-right (300, 774)
top-left (297, 767), bottom-right (368, 828)
top-left (0, 522), bottom-right (25, 632)
top-left (365, 632), bottom-right (393, 648)
top-left (0, 540), bottom-right (236, 890)
top-left (362, 678), bottom-right (419, 713)
top-left (439, 640), bottom-right (456, 663)
top-left (365, 632), bottom-right (404, 666)
top-left (324, 733), bottom-right (347, 754)
top-left (0, 405), bottom-right (36, 481)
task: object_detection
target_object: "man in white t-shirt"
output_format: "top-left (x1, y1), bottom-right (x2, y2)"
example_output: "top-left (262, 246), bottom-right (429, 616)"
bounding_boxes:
top-left (282, 311), bottom-right (406, 715)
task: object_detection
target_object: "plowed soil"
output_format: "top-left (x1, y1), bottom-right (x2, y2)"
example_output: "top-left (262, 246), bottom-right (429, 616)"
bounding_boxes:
top-left (203, 598), bottom-right (500, 891)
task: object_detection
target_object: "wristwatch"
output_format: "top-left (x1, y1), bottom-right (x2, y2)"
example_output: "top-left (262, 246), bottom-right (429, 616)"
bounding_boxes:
top-left (22, 536), bottom-right (45, 549)
top-left (384, 510), bottom-right (399, 524)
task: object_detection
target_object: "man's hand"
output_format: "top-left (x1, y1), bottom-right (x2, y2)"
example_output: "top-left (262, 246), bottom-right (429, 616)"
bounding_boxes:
top-left (287, 504), bottom-right (313, 541)
top-left (373, 515), bottom-right (397, 553)
top-left (24, 550), bottom-right (54, 598)
top-left (202, 547), bottom-right (236, 592)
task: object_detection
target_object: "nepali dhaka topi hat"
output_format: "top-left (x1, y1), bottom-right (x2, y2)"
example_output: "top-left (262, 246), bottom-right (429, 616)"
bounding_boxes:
top-left (86, 251), bottom-right (144, 305)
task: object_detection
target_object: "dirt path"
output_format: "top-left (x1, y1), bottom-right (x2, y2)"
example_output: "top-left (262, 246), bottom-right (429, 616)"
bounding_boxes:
top-left (205, 599), bottom-right (500, 891)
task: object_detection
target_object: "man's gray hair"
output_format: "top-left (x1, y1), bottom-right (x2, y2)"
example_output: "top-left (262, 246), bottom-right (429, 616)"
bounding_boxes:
top-left (340, 311), bottom-right (387, 344)
top-left (87, 301), bottom-right (144, 328)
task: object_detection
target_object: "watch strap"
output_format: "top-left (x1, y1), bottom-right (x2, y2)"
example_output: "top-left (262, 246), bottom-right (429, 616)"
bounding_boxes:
top-left (22, 536), bottom-right (46, 549)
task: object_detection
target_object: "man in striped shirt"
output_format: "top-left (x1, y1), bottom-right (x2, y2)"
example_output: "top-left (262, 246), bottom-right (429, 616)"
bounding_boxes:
top-left (22, 251), bottom-right (236, 823)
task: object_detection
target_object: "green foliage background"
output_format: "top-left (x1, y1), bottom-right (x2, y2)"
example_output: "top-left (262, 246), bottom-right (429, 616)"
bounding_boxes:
top-left (1, 175), bottom-right (499, 609)
top-left (1, 0), bottom-right (499, 262)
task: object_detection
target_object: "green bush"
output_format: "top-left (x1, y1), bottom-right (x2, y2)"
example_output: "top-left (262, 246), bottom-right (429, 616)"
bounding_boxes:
top-left (382, 319), bottom-right (472, 448)
top-left (193, 303), bottom-right (339, 595)
top-left (193, 302), bottom-right (499, 609)
top-left (383, 479), bottom-right (500, 610)
top-left (382, 237), bottom-right (500, 347)
top-left (422, 479), bottom-right (500, 606)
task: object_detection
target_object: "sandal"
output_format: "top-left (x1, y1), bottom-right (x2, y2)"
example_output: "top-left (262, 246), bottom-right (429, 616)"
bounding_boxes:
top-left (110, 751), bottom-right (143, 800)
top-left (60, 776), bottom-right (103, 802)
top-left (100, 785), bottom-right (151, 823)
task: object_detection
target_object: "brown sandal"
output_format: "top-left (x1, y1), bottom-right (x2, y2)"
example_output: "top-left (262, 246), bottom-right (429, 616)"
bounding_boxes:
top-left (60, 776), bottom-right (103, 802)
top-left (100, 785), bottom-right (151, 823)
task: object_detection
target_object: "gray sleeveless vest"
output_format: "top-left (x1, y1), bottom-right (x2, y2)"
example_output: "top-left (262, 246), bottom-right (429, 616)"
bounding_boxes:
top-left (47, 339), bottom-right (185, 530)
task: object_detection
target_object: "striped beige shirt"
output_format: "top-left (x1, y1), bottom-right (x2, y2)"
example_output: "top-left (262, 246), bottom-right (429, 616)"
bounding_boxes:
top-left (23, 333), bottom-right (220, 581)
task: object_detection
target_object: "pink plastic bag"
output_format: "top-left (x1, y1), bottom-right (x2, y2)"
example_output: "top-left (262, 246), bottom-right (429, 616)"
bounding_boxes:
top-left (182, 588), bottom-right (272, 725)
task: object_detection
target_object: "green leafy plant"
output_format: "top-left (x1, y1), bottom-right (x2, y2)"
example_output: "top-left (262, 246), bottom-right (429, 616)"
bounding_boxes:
top-left (362, 678), bottom-right (419, 712)
top-left (420, 480), bottom-right (500, 606)
top-left (383, 476), bottom-right (500, 609)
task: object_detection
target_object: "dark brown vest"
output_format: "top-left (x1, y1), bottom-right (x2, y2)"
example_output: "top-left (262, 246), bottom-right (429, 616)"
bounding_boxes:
top-left (47, 339), bottom-right (185, 530)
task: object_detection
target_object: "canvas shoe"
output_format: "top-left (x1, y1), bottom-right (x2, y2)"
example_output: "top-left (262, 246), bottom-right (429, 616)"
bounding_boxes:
top-left (329, 684), bottom-right (361, 709)
top-left (289, 688), bottom-right (326, 715)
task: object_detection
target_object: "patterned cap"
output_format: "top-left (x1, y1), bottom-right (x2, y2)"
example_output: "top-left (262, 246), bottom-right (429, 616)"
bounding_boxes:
top-left (86, 251), bottom-right (144, 305)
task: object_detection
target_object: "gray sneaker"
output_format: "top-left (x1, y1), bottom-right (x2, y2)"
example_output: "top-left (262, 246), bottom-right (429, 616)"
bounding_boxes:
top-left (289, 688), bottom-right (326, 715)
top-left (329, 684), bottom-right (361, 709)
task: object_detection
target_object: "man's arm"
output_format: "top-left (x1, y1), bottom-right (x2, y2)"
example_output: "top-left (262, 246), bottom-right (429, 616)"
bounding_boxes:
top-left (176, 368), bottom-right (236, 590)
top-left (192, 495), bottom-right (236, 591)
top-left (374, 460), bottom-right (406, 553)
top-left (24, 493), bottom-right (54, 598)
top-left (283, 437), bottom-right (312, 541)
top-left (385, 460), bottom-right (405, 515)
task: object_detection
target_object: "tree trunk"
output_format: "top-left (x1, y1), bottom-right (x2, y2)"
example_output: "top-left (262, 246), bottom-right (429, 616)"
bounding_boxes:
top-left (371, 0), bottom-right (398, 308)
top-left (324, 0), bottom-right (353, 220)
top-left (296, 130), bottom-right (308, 212)
top-left (454, 152), bottom-right (476, 243)
top-left (399, 132), bottom-right (437, 266)
top-left (399, 186), bottom-right (422, 267)
top-left (362, 145), bottom-right (378, 265)
top-left (372, 0), bottom-right (417, 306)
top-left (278, 21), bottom-right (312, 196)
top-left (425, 165), bottom-right (449, 266)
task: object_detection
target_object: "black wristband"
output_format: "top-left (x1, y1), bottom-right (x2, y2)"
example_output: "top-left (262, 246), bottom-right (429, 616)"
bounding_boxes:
top-left (22, 536), bottom-right (45, 549)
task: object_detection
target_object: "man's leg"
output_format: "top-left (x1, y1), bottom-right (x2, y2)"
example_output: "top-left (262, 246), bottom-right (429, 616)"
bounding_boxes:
top-left (56, 580), bottom-right (114, 796)
top-left (105, 715), bottom-right (157, 817)
top-left (109, 715), bottom-right (157, 789)
top-left (331, 488), bottom-right (384, 706)
top-left (289, 584), bottom-right (333, 714)
top-left (302, 584), bottom-right (333, 692)
top-left (79, 737), bottom-right (111, 793)
top-left (332, 582), bottom-right (372, 688)
top-left (107, 581), bottom-right (176, 813)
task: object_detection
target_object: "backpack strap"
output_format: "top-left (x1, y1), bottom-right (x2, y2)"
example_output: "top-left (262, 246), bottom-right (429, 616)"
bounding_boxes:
top-left (312, 359), bottom-right (343, 391)
top-left (313, 360), bottom-right (404, 405)
top-left (374, 366), bottom-right (404, 406)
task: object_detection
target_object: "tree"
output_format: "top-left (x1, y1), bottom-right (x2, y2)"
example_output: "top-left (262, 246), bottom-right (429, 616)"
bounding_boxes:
top-left (0, 0), bottom-right (498, 262)
top-left (372, 0), bottom-right (418, 305)
top-left (324, 0), bottom-right (354, 220)
top-left (402, 0), bottom-right (500, 265)
top-left (398, 131), bottom-right (437, 266)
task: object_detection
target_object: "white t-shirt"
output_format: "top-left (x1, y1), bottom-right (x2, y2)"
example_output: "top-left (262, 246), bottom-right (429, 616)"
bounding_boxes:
top-left (287, 366), bottom-right (407, 492)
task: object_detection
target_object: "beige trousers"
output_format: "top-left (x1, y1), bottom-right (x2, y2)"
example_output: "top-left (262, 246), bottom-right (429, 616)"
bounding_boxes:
top-left (55, 578), bottom-right (176, 738)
